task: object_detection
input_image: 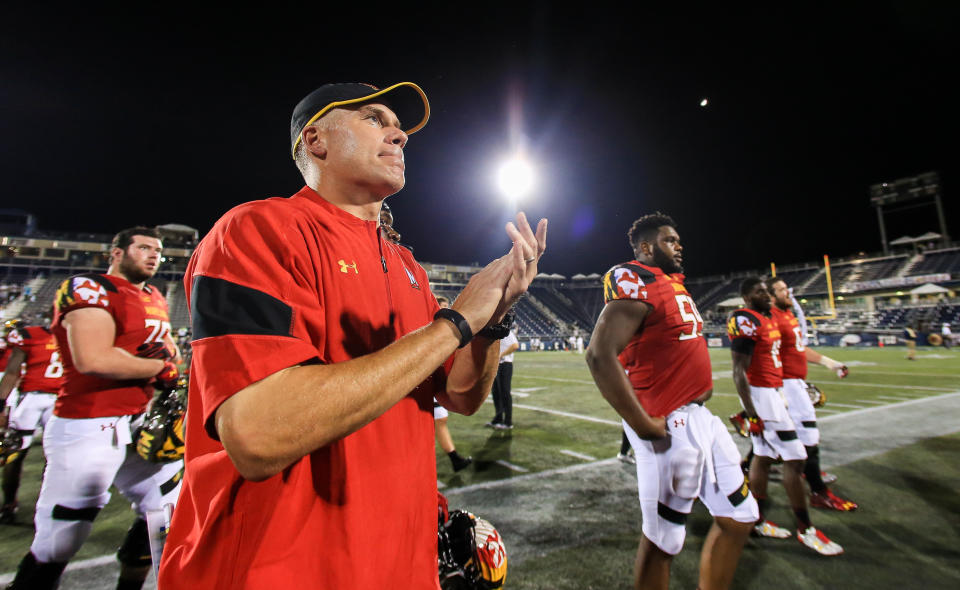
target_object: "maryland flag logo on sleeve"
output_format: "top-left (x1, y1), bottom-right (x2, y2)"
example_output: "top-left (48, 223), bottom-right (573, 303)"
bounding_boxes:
top-left (727, 312), bottom-right (757, 338)
top-left (603, 264), bottom-right (654, 303)
top-left (55, 275), bottom-right (113, 313)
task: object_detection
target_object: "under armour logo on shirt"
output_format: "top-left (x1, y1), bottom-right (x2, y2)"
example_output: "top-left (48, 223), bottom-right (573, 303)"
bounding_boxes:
top-left (673, 418), bottom-right (685, 428)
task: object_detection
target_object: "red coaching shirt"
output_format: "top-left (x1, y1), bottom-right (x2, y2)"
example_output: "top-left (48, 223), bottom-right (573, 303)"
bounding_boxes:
top-left (5, 325), bottom-right (62, 394)
top-left (727, 308), bottom-right (783, 388)
top-left (52, 274), bottom-right (171, 418)
top-left (770, 306), bottom-right (807, 380)
top-left (602, 261), bottom-right (713, 417)
top-left (160, 187), bottom-right (445, 590)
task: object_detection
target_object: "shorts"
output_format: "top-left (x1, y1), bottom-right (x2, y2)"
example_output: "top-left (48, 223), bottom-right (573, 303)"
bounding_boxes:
top-left (744, 386), bottom-right (807, 461)
top-left (624, 404), bottom-right (758, 555)
top-left (9, 391), bottom-right (57, 449)
top-left (433, 398), bottom-right (448, 420)
top-left (781, 378), bottom-right (819, 447)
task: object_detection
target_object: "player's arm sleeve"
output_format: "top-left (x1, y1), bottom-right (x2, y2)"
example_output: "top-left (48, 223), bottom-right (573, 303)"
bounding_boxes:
top-left (727, 311), bottom-right (757, 356)
top-left (601, 264), bottom-right (657, 305)
top-left (54, 274), bottom-right (117, 317)
top-left (187, 204), bottom-right (323, 439)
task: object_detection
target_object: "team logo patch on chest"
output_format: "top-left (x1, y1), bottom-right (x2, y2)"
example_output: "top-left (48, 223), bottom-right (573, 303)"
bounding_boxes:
top-left (338, 259), bottom-right (359, 274)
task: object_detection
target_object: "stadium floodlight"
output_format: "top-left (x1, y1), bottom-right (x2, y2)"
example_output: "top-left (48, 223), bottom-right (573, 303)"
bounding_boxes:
top-left (700, 98), bottom-right (709, 107)
top-left (496, 154), bottom-right (535, 202)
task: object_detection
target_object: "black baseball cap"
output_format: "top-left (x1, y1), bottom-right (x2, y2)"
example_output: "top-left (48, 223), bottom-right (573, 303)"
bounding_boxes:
top-left (290, 82), bottom-right (430, 159)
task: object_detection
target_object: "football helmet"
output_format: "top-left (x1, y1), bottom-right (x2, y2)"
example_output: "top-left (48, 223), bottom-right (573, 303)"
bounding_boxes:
top-left (439, 509), bottom-right (507, 590)
top-left (0, 428), bottom-right (24, 467)
top-left (806, 382), bottom-right (826, 407)
top-left (135, 377), bottom-right (187, 463)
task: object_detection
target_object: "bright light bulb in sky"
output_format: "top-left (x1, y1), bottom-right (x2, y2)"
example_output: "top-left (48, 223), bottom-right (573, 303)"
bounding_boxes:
top-left (496, 156), bottom-right (535, 199)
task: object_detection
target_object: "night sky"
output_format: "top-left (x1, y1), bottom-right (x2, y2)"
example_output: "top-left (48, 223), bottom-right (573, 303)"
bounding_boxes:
top-left (2, 3), bottom-right (957, 279)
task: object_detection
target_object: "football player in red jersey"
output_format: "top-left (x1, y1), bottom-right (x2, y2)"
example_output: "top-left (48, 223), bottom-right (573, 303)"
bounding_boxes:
top-left (728, 277), bottom-right (842, 556)
top-left (7, 227), bottom-right (183, 590)
top-left (0, 314), bottom-right (62, 523)
top-left (587, 213), bottom-right (757, 590)
top-left (768, 278), bottom-right (857, 511)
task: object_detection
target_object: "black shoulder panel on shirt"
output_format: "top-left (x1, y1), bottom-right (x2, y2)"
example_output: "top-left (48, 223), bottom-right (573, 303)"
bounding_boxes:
top-left (71, 273), bottom-right (119, 292)
top-left (191, 275), bottom-right (293, 340)
top-left (730, 338), bottom-right (756, 356)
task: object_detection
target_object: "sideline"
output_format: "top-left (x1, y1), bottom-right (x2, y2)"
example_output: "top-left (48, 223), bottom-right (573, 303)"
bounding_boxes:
top-left (446, 391), bottom-right (960, 494)
top-left (5, 392), bottom-right (958, 586)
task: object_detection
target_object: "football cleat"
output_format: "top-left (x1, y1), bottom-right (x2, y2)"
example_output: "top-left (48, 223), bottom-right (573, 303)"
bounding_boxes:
top-left (451, 455), bottom-right (474, 472)
top-left (753, 520), bottom-right (792, 539)
top-left (728, 412), bottom-right (749, 438)
top-left (617, 451), bottom-right (636, 465)
top-left (810, 489), bottom-right (858, 511)
top-left (797, 526), bottom-right (843, 556)
top-left (821, 471), bottom-right (838, 484)
top-left (0, 501), bottom-right (18, 525)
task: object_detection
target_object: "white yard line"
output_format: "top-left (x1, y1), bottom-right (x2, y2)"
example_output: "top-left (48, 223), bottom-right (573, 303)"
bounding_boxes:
top-left (854, 399), bottom-right (887, 404)
top-left (0, 555), bottom-right (117, 584)
top-left (495, 460), bottom-right (529, 473)
top-left (876, 395), bottom-right (916, 401)
top-left (446, 458), bottom-right (619, 494)
top-left (524, 375), bottom-right (597, 385)
top-left (824, 402), bottom-right (866, 409)
top-left (559, 449), bottom-right (597, 461)
top-left (825, 381), bottom-right (953, 392)
top-left (818, 391), bottom-right (960, 422)
top-left (513, 403), bottom-right (621, 426)
top-left (851, 370), bottom-right (960, 378)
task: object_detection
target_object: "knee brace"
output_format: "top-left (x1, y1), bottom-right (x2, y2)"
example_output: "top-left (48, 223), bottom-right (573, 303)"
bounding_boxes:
top-left (117, 518), bottom-right (153, 567)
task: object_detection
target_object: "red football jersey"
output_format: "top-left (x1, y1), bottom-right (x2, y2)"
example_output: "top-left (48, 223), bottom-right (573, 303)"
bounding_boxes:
top-left (5, 325), bottom-right (62, 393)
top-left (727, 308), bottom-right (783, 388)
top-left (602, 261), bottom-right (712, 416)
top-left (160, 187), bottom-right (445, 590)
top-left (52, 273), bottom-right (171, 418)
top-left (770, 306), bottom-right (806, 379)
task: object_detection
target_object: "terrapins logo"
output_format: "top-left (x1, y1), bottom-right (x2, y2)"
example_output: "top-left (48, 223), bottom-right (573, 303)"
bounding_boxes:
top-left (613, 268), bottom-right (647, 300)
top-left (72, 277), bottom-right (109, 306)
top-left (734, 315), bottom-right (756, 336)
top-left (338, 259), bottom-right (358, 274)
top-left (6, 330), bottom-right (23, 346)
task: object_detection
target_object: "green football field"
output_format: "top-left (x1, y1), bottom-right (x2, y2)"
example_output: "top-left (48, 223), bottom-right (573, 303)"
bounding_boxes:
top-left (1, 346), bottom-right (958, 589)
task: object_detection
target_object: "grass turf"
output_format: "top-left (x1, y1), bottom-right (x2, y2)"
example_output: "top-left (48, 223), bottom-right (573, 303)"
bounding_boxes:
top-left (1, 345), bottom-right (957, 588)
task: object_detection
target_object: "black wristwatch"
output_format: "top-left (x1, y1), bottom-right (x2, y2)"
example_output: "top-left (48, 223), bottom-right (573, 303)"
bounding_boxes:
top-left (478, 309), bottom-right (515, 340)
top-left (434, 308), bottom-right (473, 348)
